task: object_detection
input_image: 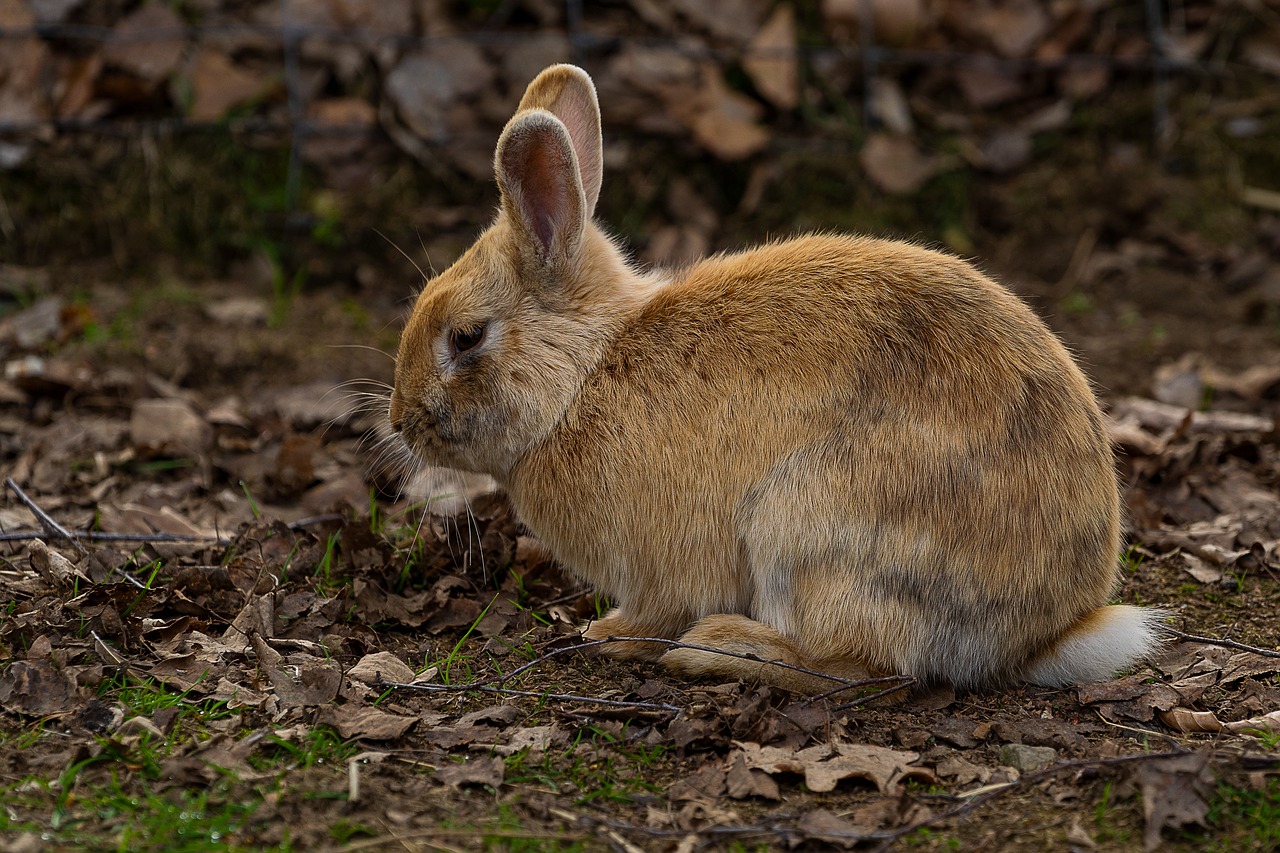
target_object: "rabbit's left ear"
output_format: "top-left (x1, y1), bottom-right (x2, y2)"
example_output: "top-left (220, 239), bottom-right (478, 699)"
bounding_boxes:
top-left (513, 64), bottom-right (603, 217)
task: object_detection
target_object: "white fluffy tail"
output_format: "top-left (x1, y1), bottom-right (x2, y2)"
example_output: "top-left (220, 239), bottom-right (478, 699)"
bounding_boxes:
top-left (1024, 605), bottom-right (1165, 687)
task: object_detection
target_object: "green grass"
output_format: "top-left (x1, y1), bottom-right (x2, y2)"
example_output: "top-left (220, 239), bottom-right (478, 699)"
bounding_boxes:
top-left (253, 728), bottom-right (360, 772)
top-left (502, 726), bottom-right (666, 806)
top-left (0, 697), bottom-right (363, 851)
top-left (103, 672), bottom-right (235, 722)
top-left (0, 723), bottom-right (287, 853)
top-left (1182, 778), bottom-right (1280, 852)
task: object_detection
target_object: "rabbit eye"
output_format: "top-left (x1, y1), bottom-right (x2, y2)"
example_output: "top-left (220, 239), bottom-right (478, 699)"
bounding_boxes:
top-left (449, 324), bottom-right (486, 358)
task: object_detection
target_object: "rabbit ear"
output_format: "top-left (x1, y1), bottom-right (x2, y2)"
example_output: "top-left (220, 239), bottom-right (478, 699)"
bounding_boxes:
top-left (513, 64), bottom-right (603, 216)
top-left (495, 110), bottom-right (585, 268)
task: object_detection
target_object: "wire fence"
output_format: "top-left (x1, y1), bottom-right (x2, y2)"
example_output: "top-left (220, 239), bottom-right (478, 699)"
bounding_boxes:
top-left (0, 0), bottom-right (1275, 216)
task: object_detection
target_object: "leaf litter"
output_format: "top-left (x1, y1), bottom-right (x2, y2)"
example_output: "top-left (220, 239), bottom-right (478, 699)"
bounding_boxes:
top-left (2, 328), bottom-right (1280, 851)
top-left (4, 0), bottom-right (1280, 841)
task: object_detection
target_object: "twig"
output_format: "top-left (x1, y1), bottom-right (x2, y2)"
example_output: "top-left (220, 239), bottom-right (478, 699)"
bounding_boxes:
top-left (831, 678), bottom-right (918, 710)
top-left (5, 477), bottom-right (86, 554)
top-left (1165, 627), bottom-right (1280, 658)
top-left (337, 827), bottom-right (588, 852)
top-left (868, 749), bottom-right (1193, 852)
top-left (378, 679), bottom-right (682, 715)
top-left (0, 514), bottom-right (346, 546)
top-left (499, 635), bottom-right (903, 698)
top-left (0, 529), bottom-right (230, 544)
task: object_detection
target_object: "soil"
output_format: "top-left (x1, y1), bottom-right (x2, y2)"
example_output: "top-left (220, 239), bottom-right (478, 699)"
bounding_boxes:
top-left (4, 91), bottom-right (1280, 853)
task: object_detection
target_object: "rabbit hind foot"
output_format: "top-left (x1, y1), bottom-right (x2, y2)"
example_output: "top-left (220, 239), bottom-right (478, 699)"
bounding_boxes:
top-left (662, 614), bottom-right (898, 700)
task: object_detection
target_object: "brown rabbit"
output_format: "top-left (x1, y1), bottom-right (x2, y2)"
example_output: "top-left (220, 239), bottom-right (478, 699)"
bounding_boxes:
top-left (388, 64), bottom-right (1161, 694)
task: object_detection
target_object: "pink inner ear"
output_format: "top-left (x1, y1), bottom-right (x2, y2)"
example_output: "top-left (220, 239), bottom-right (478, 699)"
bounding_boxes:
top-left (521, 142), bottom-right (572, 255)
top-left (551, 91), bottom-right (601, 215)
top-left (500, 117), bottom-right (583, 262)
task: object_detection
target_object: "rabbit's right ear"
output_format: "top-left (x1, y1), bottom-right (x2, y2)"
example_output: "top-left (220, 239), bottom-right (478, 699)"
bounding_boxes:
top-left (495, 112), bottom-right (585, 272)
top-left (495, 65), bottom-right (602, 273)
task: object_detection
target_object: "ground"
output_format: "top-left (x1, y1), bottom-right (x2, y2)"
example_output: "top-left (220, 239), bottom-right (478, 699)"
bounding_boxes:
top-left (3, 80), bottom-right (1280, 853)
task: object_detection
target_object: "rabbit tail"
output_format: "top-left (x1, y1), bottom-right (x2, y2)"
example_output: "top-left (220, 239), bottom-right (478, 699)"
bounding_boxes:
top-left (1023, 604), bottom-right (1166, 687)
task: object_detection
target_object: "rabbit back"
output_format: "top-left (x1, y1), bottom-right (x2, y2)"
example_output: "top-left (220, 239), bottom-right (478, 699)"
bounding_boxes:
top-left (509, 233), bottom-right (1129, 688)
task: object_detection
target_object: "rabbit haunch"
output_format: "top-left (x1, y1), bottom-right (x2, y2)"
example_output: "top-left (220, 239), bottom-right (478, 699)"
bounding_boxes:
top-left (389, 64), bottom-right (1161, 693)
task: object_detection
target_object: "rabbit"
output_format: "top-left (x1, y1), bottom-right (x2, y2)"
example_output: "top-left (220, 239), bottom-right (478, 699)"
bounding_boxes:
top-left (388, 63), bottom-right (1163, 694)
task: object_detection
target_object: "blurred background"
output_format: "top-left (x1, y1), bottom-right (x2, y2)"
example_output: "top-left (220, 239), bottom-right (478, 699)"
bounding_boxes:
top-left (0, 0), bottom-right (1278, 433)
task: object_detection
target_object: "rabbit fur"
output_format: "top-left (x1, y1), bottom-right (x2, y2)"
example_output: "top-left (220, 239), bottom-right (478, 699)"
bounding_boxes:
top-left (389, 64), bottom-right (1162, 694)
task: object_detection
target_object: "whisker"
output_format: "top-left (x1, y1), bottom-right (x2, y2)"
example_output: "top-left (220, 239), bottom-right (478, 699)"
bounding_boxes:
top-left (328, 344), bottom-right (397, 361)
top-left (374, 227), bottom-right (430, 283)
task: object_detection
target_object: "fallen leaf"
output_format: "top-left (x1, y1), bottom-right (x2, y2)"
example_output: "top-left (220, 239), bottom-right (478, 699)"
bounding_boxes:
top-left (102, 3), bottom-right (186, 84)
top-left (743, 4), bottom-right (799, 110)
top-left (1137, 754), bottom-right (1213, 851)
top-left (973, 3), bottom-right (1050, 58)
top-left (488, 725), bottom-right (560, 756)
top-left (724, 750), bottom-right (780, 800)
top-left (795, 809), bottom-right (870, 848)
top-left (347, 651), bottom-right (415, 686)
top-left (0, 659), bottom-right (81, 716)
top-left (186, 49), bottom-right (273, 122)
top-left (821, 0), bottom-right (924, 45)
top-left (129, 398), bottom-right (211, 459)
top-left (1225, 710), bottom-right (1280, 736)
top-left (954, 61), bottom-right (1025, 108)
top-left (318, 705), bottom-right (417, 740)
top-left (737, 740), bottom-right (934, 795)
top-left (670, 763), bottom-right (728, 801)
top-left (859, 133), bottom-right (949, 194)
top-left (1158, 708), bottom-right (1223, 734)
top-left (247, 632), bottom-right (341, 707)
top-left (458, 705), bottom-right (523, 727)
top-left (685, 64), bottom-right (769, 160)
top-left (436, 755), bottom-right (504, 789)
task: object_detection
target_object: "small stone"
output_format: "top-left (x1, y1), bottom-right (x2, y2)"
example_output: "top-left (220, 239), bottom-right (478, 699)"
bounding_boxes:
top-left (998, 743), bottom-right (1057, 773)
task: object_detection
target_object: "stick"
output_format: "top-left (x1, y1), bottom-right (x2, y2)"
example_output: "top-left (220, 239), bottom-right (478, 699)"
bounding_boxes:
top-left (378, 679), bottom-right (682, 715)
top-left (1165, 627), bottom-right (1280, 659)
top-left (5, 477), bottom-right (86, 553)
top-left (867, 749), bottom-right (1193, 852)
top-left (0, 513), bottom-right (346, 546)
top-left (498, 635), bottom-right (901, 698)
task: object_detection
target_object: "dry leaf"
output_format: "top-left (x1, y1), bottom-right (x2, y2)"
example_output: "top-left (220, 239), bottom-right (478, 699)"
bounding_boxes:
top-left (821, 0), bottom-right (924, 45)
top-left (743, 4), bottom-right (799, 110)
top-left (973, 3), bottom-right (1050, 58)
top-left (1137, 754), bottom-right (1212, 851)
top-left (129, 398), bottom-right (212, 458)
top-left (737, 740), bottom-right (934, 795)
top-left (671, 763), bottom-right (728, 801)
top-left (685, 64), bottom-right (769, 160)
top-left (859, 133), bottom-right (949, 194)
top-left (248, 633), bottom-right (341, 707)
top-left (1179, 553), bottom-right (1223, 584)
top-left (668, 0), bottom-right (767, 44)
top-left (724, 750), bottom-right (780, 800)
top-left (1157, 707), bottom-right (1223, 734)
top-left (318, 705), bottom-right (417, 740)
top-left (1224, 710), bottom-right (1280, 736)
top-left (955, 62), bottom-right (1025, 109)
top-left (102, 3), bottom-right (186, 84)
top-left (347, 652), bottom-right (415, 685)
top-left (436, 755), bottom-right (504, 789)
top-left (186, 50), bottom-right (271, 122)
top-left (0, 659), bottom-right (81, 716)
top-left (795, 809), bottom-right (870, 848)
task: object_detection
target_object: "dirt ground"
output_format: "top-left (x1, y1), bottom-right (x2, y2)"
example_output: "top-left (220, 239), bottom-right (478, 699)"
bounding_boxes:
top-left (4, 81), bottom-right (1280, 853)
